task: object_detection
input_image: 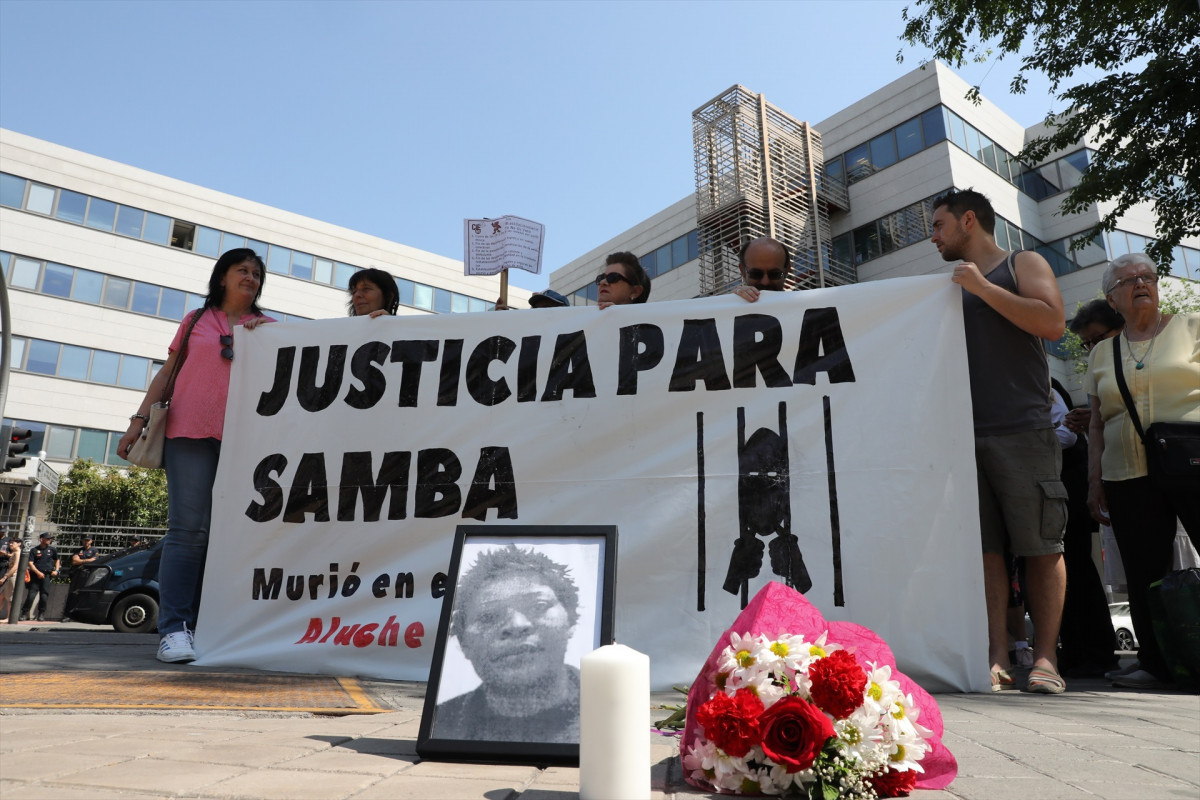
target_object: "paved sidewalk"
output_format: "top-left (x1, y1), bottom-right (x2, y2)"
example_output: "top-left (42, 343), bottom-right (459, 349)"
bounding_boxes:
top-left (2, 623), bottom-right (1198, 799)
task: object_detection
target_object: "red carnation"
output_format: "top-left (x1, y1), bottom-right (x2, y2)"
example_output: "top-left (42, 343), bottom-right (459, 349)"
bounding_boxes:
top-left (695, 688), bottom-right (764, 757)
top-left (757, 695), bottom-right (834, 772)
top-left (808, 649), bottom-right (867, 719)
top-left (868, 767), bottom-right (918, 797)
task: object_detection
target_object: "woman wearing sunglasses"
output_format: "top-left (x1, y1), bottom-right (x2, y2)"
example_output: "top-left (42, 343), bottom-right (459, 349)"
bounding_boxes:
top-left (596, 252), bottom-right (651, 309)
top-left (117, 248), bottom-right (273, 664)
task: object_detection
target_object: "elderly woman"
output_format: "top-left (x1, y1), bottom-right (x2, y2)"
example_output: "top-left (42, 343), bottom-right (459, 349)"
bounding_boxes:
top-left (118, 248), bottom-right (273, 663)
top-left (596, 251), bottom-right (651, 309)
top-left (1085, 252), bottom-right (1200, 689)
top-left (347, 268), bottom-right (400, 317)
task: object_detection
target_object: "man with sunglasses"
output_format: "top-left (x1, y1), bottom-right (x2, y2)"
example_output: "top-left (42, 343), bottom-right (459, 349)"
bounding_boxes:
top-left (733, 237), bottom-right (790, 302)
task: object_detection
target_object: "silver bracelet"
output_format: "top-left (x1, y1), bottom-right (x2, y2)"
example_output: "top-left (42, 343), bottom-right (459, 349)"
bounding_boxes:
top-left (130, 414), bottom-right (149, 422)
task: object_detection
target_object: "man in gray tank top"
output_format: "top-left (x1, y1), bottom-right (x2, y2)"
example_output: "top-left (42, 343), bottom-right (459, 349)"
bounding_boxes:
top-left (932, 188), bottom-right (1070, 695)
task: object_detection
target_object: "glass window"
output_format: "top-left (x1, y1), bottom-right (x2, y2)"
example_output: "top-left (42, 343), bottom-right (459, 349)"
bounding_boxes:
top-left (878, 215), bottom-right (898, 254)
top-left (396, 277), bottom-right (414, 307)
top-left (44, 426), bottom-right (75, 460)
top-left (0, 173), bottom-right (25, 207)
top-left (0, 252), bottom-right (7, 272)
top-left (450, 293), bottom-right (469, 313)
top-left (1057, 150), bottom-right (1089, 190)
top-left (142, 212), bottom-right (171, 245)
top-left (852, 223), bottom-right (882, 263)
top-left (1184, 247), bottom-right (1200, 278)
top-left (194, 226), bottom-right (222, 258)
top-left (965, 125), bottom-right (983, 163)
top-left (314, 258), bottom-right (333, 284)
top-left (920, 107), bottom-right (946, 145)
top-left (131, 283), bottom-right (160, 315)
top-left (118, 355), bottom-right (150, 390)
top-left (978, 135), bottom-right (999, 171)
top-left (640, 251), bottom-right (656, 277)
top-left (290, 251), bottom-right (314, 281)
top-left (1037, 162), bottom-right (1060, 193)
top-left (103, 277), bottom-right (132, 309)
top-left (85, 197), bottom-right (117, 231)
top-left (869, 131), bottom-right (898, 170)
top-left (185, 293), bottom-right (204, 313)
top-left (221, 233), bottom-right (246, 252)
top-left (433, 288), bottom-right (452, 313)
top-left (150, 361), bottom-right (163, 381)
top-left (687, 229), bottom-right (699, 261)
top-left (945, 109), bottom-right (968, 150)
top-left (1126, 233), bottom-right (1148, 254)
top-left (72, 269), bottom-right (104, 303)
top-left (11, 256), bottom-right (41, 289)
top-left (55, 189), bottom-right (88, 224)
top-left (413, 283), bottom-right (433, 310)
top-left (26, 339), bottom-right (60, 375)
top-left (1105, 231), bottom-right (1129, 259)
top-left (171, 220), bottom-right (196, 251)
top-left (845, 143), bottom-right (872, 182)
top-left (159, 287), bottom-right (186, 320)
top-left (994, 221), bottom-right (1011, 250)
top-left (334, 262), bottom-right (356, 289)
top-left (895, 118), bottom-right (923, 160)
top-left (107, 432), bottom-right (129, 466)
top-left (26, 183), bottom-right (55, 215)
top-left (468, 297), bottom-right (486, 313)
top-left (824, 157), bottom-right (845, 186)
top-left (42, 263), bottom-right (73, 297)
top-left (267, 245), bottom-right (291, 274)
top-left (88, 350), bottom-right (120, 383)
top-left (10, 337), bottom-right (26, 369)
top-left (832, 234), bottom-right (853, 268)
top-left (996, 150), bottom-right (1016, 183)
top-left (58, 345), bottom-right (91, 380)
top-left (247, 239), bottom-right (269, 260)
top-left (655, 243), bottom-right (672, 273)
top-left (115, 205), bottom-right (145, 237)
top-left (1072, 233), bottom-right (1108, 267)
top-left (77, 429), bottom-right (108, 464)
top-left (672, 235), bottom-right (688, 268)
top-left (586, 281), bottom-right (599, 303)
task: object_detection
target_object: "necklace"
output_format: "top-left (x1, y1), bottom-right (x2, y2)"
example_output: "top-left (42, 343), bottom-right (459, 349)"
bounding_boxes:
top-left (1124, 313), bottom-right (1163, 370)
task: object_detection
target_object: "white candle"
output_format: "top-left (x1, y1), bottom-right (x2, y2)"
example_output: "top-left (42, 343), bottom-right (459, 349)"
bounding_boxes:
top-left (580, 643), bottom-right (650, 800)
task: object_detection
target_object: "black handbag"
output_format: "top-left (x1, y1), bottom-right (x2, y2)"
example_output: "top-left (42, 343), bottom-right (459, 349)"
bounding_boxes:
top-left (1111, 335), bottom-right (1200, 480)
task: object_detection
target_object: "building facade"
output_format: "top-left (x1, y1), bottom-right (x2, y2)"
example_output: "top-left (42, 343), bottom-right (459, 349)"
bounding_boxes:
top-left (0, 128), bottom-right (527, 498)
top-left (551, 62), bottom-right (1199, 336)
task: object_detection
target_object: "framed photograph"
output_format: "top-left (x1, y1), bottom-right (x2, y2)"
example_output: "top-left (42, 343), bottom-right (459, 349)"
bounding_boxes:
top-left (416, 525), bottom-right (618, 765)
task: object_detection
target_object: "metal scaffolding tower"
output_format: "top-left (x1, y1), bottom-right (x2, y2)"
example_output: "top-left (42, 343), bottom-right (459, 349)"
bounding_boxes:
top-left (693, 85), bottom-right (852, 296)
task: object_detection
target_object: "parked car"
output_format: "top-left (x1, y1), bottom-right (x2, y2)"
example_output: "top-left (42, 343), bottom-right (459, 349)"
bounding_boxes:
top-left (1109, 602), bottom-right (1139, 651)
top-left (65, 539), bottom-right (162, 633)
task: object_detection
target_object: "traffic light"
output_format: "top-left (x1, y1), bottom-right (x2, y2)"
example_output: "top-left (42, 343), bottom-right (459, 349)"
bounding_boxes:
top-left (1, 424), bottom-right (32, 472)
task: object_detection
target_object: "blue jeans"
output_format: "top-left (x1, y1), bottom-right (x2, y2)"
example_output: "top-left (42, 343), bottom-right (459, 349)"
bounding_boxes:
top-left (161, 437), bottom-right (221, 635)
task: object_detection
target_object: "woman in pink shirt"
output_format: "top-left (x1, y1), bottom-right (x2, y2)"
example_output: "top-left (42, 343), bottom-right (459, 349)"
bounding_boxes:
top-left (118, 248), bottom-right (274, 663)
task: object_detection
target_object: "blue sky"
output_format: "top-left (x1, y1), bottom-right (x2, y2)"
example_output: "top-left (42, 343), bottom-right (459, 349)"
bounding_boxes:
top-left (0, 0), bottom-right (1081, 291)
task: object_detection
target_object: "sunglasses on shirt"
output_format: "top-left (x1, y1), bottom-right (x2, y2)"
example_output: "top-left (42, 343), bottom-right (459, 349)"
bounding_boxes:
top-left (220, 335), bottom-right (234, 361)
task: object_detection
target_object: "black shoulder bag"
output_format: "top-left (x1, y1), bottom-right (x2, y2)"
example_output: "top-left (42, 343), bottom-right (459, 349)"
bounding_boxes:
top-left (1110, 334), bottom-right (1200, 484)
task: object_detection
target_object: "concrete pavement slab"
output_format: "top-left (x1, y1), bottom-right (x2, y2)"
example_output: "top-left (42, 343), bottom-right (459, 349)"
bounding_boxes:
top-left (196, 767), bottom-right (382, 799)
top-left (50, 756), bottom-right (248, 794)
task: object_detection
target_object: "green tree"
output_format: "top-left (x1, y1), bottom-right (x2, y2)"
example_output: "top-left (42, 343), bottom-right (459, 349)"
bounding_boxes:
top-left (899, 0), bottom-right (1200, 271)
top-left (47, 459), bottom-right (168, 531)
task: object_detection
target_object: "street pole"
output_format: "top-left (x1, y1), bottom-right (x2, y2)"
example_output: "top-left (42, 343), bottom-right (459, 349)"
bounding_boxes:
top-left (7, 451), bottom-right (43, 623)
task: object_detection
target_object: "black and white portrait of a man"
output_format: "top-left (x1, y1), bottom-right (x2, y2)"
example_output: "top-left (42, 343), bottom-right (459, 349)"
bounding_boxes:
top-left (432, 540), bottom-right (601, 745)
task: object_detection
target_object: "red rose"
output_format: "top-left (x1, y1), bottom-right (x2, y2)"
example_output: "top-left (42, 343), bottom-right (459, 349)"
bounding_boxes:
top-left (757, 695), bottom-right (834, 772)
top-left (808, 649), bottom-right (867, 719)
top-left (695, 688), bottom-right (764, 758)
top-left (868, 767), bottom-right (918, 797)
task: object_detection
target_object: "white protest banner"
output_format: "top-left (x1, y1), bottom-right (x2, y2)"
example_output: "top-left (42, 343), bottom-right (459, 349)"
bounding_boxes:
top-left (194, 276), bottom-right (990, 693)
top-left (463, 215), bottom-right (545, 276)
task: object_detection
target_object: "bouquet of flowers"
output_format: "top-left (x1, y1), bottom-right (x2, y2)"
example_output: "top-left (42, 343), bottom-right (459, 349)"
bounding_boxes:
top-left (683, 630), bottom-right (933, 799)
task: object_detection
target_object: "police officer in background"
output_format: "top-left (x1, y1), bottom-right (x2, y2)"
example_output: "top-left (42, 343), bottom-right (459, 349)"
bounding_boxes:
top-left (21, 533), bottom-right (59, 621)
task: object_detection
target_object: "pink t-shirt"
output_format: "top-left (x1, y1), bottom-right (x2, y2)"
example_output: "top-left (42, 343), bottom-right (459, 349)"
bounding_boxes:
top-left (164, 308), bottom-right (274, 440)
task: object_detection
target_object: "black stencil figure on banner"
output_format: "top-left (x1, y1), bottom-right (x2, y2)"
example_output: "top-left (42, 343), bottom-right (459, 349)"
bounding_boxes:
top-left (724, 402), bottom-right (812, 607)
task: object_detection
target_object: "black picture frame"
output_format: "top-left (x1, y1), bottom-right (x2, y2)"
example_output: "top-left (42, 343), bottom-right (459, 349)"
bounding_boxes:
top-left (416, 525), bottom-right (618, 765)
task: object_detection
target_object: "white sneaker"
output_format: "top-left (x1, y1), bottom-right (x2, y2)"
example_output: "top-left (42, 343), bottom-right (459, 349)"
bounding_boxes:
top-left (156, 629), bottom-right (196, 663)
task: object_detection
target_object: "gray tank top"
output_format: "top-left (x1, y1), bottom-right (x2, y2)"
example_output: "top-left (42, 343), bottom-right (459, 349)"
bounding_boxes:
top-left (962, 251), bottom-right (1052, 436)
